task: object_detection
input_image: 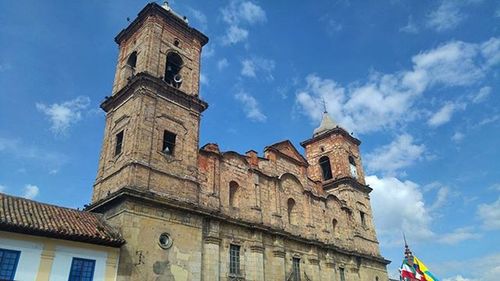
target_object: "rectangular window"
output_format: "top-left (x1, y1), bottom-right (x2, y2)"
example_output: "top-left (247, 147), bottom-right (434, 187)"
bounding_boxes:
top-left (339, 267), bottom-right (346, 281)
top-left (0, 249), bottom-right (20, 281)
top-left (68, 258), bottom-right (96, 281)
top-left (360, 211), bottom-right (366, 226)
top-left (229, 244), bottom-right (240, 275)
top-left (162, 130), bottom-right (176, 155)
top-left (292, 257), bottom-right (301, 281)
top-left (115, 131), bottom-right (124, 156)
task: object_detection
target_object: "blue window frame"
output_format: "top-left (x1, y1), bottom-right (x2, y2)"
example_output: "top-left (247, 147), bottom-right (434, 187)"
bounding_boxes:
top-left (0, 248), bottom-right (21, 280)
top-left (68, 258), bottom-right (96, 281)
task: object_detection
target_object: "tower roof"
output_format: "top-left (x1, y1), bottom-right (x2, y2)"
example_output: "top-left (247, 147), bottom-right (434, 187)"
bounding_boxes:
top-left (313, 112), bottom-right (336, 137)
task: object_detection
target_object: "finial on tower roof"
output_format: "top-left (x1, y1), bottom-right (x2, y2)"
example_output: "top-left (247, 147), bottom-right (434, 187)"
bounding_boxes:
top-left (322, 98), bottom-right (327, 113)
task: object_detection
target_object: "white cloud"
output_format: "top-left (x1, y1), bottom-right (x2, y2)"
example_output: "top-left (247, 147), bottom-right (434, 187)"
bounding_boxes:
top-left (221, 25), bottom-right (249, 45)
top-left (23, 184), bottom-right (39, 199)
top-left (471, 86), bottom-right (491, 103)
top-left (295, 38), bottom-right (500, 134)
top-left (202, 44), bottom-right (215, 58)
top-left (235, 91), bottom-right (267, 122)
top-left (217, 58), bottom-right (229, 70)
top-left (221, 1), bottom-right (266, 25)
top-left (0, 136), bottom-right (68, 171)
top-left (320, 15), bottom-right (343, 35)
top-left (0, 184), bottom-right (6, 192)
top-left (477, 197), bottom-right (500, 230)
top-left (443, 275), bottom-right (478, 281)
top-left (451, 131), bottom-right (465, 142)
top-left (437, 227), bottom-right (481, 245)
top-left (187, 7), bottom-right (208, 31)
top-left (400, 15), bottom-right (419, 33)
top-left (200, 73), bottom-right (209, 85)
top-left (368, 175), bottom-right (434, 244)
top-left (428, 102), bottom-right (466, 127)
top-left (366, 134), bottom-right (425, 175)
top-left (426, 0), bottom-right (465, 32)
top-left (438, 254), bottom-right (500, 281)
top-left (36, 96), bottom-right (90, 136)
top-left (369, 175), bottom-right (479, 247)
top-left (481, 37), bottom-right (500, 66)
top-left (240, 57), bottom-right (275, 80)
top-left (220, 1), bottom-right (266, 45)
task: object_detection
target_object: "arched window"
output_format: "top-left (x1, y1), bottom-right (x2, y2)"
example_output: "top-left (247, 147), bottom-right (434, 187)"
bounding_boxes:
top-left (164, 52), bottom-right (183, 88)
top-left (332, 218), bottom-right (338, 235)
top-left (319, 156), bottom-right (333, 180)
top-left (348, 156), bottom-right (358, 178)
top-left (126, 51), bottom-right (137, 68)
top-left (287, 198), bottom-right (297, 225)
top-left (229, 181), bottom-right (239, 207)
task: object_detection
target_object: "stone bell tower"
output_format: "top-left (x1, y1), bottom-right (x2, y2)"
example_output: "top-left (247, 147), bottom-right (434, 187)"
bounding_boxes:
top-left (301, 111), bottom-right (379, 243)
top-left (92, 2), bottom-right (209, 203)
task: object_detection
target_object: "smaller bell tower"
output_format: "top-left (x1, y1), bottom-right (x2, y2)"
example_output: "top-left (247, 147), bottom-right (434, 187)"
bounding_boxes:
top-left (92, 2), bottom-right (209, 203)
top-left (300, 111), bottom-right (367, 188)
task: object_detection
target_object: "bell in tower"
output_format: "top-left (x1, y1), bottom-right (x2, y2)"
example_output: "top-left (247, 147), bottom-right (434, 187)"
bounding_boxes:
top-left (91, 2), bottom-right (209, 203)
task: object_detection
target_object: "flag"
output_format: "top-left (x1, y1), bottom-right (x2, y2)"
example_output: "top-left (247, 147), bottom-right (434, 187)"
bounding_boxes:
top-left (400, 258), bottom-right (416, 280)
top-left (414, 256), bottom-right (439, 281)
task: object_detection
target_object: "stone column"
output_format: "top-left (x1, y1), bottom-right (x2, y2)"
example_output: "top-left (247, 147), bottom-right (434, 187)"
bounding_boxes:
top-left (272, 237), bottom-right (286, 281)
top-left (324, 254), bottom-right (336, 281)
top-left (202, 219), bottom-right (221, 281)
top-left (247, 242), bottom-right (265, 281)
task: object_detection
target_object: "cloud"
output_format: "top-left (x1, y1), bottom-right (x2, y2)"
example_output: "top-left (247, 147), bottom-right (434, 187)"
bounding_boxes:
top-left (366, 134), bottom-right (426, 175)
top-left (400, 15), bottom-right (419, 34)
top-left (221, 25), bottom-right (249, 45)
top-left (443, 275), bottom-right (478, 281)
top-left (320, 15), bottom-right (343, 35)
top-left (23, 184), bottom-right (39, 199)
top-left (477, 197), bottom-right (500, 230)
top-left (202, 44), bottom-right (215, 58)
top-left (220, 1), bottom-right (266, 45)
top-left (368, 175), bottom-right (434, 244)
top-left (0, 184), bottom-right (6, 192)
top-left (235, 91), bottom-right (267, 122)
top-left (477, 114), bottom-right (500, 127)
top-left (295, 38), bottom-right (500, 134)
top-left (369, 175), bottom-right (479, 247)
top-left (200, 73), bottom-right (209, 85)
top-left (221, 1), bottom-right (267, 25)
top-left (428, 102), bottom-right (466, 127)
top-left (187, 7), bottom-right (208, 31)
top-left (426, 0), bottom-right (465, 32)
top-left (240, 57), bottom-right (275, 80)
top-left (36, 96), bottom-right (91, 136)
top-left (217, 58), bottom-right (229, 70)
top-left (470, 86), bottom-right (491, 103)
top-left (0, 136), bottom-right (68, 171)
top-left (451, 131), bottom-right (465, 142)
top-left (0, 63), bottom-right (12, 72)
top-left (437, 227), bottom-right (481, 245)
top-left (438, 254), bottom-right (500, 281)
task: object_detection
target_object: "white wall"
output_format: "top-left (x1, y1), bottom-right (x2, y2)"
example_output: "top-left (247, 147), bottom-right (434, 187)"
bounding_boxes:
top-left (0, 233), bottom-right (111, 281)
top-left (0, 236), bottom-right (43, 281)
top-left (50, 245), bottom-right (108, 281)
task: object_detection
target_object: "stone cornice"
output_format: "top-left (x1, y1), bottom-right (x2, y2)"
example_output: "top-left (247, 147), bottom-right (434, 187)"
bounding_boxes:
top-left (86, 187), bottom-right (390, 265)
top-left (101, 72), bottom-right (208, 114)
top-left (323, 177), bottom-right (373, 194)
top-left (300, 127), bottom-right (361, 147)
top-left (115, 3), bottom-right (208, 46)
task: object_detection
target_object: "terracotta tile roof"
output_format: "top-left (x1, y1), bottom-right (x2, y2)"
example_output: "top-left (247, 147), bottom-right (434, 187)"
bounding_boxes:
top-left (0, 193), bottom-right (124, 247)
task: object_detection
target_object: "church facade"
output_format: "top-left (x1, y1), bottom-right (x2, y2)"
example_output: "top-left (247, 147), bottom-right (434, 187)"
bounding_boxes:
top-left (88, 3), bottom-right (390, 281)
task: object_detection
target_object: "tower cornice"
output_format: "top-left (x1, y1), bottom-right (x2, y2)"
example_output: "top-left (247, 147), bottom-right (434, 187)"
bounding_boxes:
top-left (114, 2), bottom-right (208, 46)
top-left (300, 126), bottom-right (361, 147)
top-left (101, 72), bottom-right (208, 113)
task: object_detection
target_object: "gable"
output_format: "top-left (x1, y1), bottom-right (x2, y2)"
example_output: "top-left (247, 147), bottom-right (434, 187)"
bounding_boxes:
top-left (265, 140), bottom-right (308, 166)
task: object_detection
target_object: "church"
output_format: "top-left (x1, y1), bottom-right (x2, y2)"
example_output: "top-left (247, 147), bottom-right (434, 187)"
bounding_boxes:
top-left (0, 2), bottom-right (390, 281)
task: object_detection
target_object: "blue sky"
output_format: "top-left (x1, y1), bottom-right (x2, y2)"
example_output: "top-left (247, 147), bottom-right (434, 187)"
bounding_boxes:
top-left (0, 0), bottom-right (499, 280)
